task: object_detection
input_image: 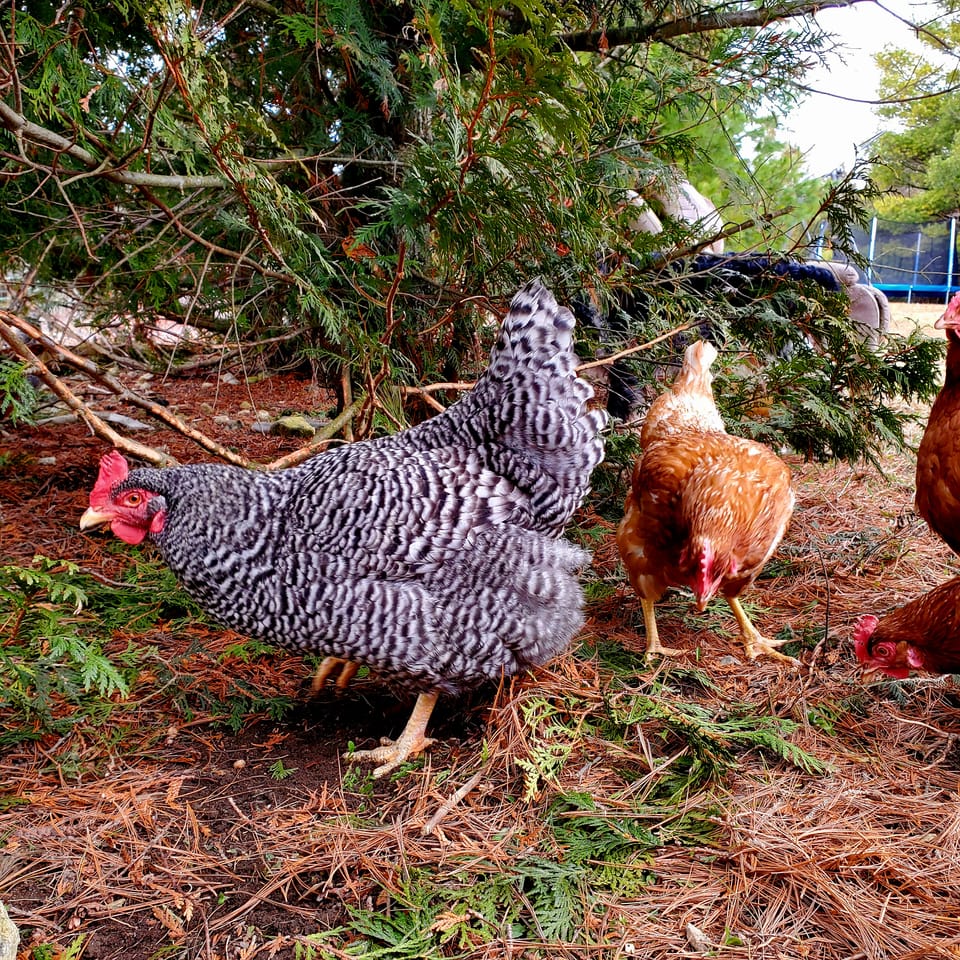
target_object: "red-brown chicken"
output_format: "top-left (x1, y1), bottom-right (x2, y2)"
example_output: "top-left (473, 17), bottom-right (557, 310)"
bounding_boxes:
top-left (915, 292), bottom-right (960, 554)
top-left (616, 340), bottom-right (797, 663)
top-left (854, 576), bottom-right (960, 678)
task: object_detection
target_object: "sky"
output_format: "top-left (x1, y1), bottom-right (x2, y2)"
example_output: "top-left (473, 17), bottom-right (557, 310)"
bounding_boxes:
top-left (782, 0), bottom-right (949, 177)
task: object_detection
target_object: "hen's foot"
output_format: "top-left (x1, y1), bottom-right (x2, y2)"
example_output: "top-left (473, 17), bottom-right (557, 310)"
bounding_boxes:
top-left (641, 598), bottom-right (682, 659)
top-left (742, 637), bottom-right (800, 666)
top-left (727, 597), bottom-right (801, 667)
top-left (348, 732), bottom-right (437, 779)
top-left (644, 638), bottom-right (682, 659)
top-left (345, 691), bottom-right (439, 778)
top-left (311, 657), bottom-right (359, 694)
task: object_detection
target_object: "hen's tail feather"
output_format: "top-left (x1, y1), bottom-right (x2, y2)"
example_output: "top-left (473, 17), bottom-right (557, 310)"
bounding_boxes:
top-left (401, 279), bottom-right (608, 535)
top-left (482, 279), bottom-right (609, 532)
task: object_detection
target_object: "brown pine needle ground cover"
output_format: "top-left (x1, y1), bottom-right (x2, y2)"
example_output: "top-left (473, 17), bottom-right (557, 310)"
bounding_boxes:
top-left (3, 307), bottom-right (960, 959)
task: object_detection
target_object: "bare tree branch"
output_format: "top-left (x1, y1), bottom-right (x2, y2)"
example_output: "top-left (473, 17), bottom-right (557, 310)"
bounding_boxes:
top-left (575, 321), bottom-right (699, 373)
top-left (0, 100), bottom-right (228, 189)
top-left (0, 311), bottom-right (366, 471)
top-left (0, 311), bottom-right (253, 467)
top-left (560, 0), bottom-right (876, 51)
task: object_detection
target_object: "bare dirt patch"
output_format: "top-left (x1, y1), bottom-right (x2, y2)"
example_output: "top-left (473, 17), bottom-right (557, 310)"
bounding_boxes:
top-left (3, 355), bottom-right (960, 959)
top-left (889, 299), bottom-right (946, 337)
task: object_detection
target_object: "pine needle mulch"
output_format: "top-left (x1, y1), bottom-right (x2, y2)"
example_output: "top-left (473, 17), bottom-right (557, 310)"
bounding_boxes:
top-left (4, 452), bottom-right (960, 959)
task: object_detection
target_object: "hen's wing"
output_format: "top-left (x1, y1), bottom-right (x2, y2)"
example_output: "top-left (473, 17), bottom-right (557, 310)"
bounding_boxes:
top-left (270, 526), bottom-right (589, 690)
top-left (678, 433), bottom-right (794, 590)
top-left (915, 389), bottom-right (960, 554)
top-left (616, 442), bottom-right (689, 602)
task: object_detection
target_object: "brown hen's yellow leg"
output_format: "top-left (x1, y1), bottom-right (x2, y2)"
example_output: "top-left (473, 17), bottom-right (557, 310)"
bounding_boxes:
top-left (727, 596), bottom-right (799, 666)
top-left (311, 657), bottom-right (360, 694)
top-left (346, 691), bottom-right (439, 778)
top-left (335, 660), bottom-right (360, 689)
top-left (642, 598), bottom-right (682, 659)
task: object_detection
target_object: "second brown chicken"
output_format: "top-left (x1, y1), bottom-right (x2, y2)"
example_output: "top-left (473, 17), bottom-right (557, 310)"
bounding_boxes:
top-left (616, 340), bottom-right (798, 664)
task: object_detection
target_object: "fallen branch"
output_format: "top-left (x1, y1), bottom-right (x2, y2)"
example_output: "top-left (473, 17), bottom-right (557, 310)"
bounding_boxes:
top-left (0, 312), bottom-right (176, 467)
top-left (263, 399), bottom-right (362, 471)
top-left (0, 310), bottom-right (253, 468)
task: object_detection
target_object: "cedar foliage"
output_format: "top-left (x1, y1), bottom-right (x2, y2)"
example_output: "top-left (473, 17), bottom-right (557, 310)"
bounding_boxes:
top-left (0, 0), bottom-right (943, 460)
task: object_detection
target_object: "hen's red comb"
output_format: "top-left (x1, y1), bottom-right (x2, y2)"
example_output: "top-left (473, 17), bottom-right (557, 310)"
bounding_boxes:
top-left (90, 450), bottom-right (130, 508)
top-left (936, 291), bottom-right (960, 329)
top-left (852, 614), bottom-right (879, 661)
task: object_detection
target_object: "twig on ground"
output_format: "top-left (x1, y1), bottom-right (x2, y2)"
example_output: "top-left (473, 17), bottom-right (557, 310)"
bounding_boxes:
top-left (421, 770), bottom-right (484, 836)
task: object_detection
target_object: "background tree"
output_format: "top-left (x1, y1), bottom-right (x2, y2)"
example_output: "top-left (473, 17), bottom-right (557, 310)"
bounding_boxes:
top-left (870, 10), bottom-right (960, 220)
top-left (686, 109), bottom-right (825, 249)
top-left (0, 0), bottom-right (943, 462)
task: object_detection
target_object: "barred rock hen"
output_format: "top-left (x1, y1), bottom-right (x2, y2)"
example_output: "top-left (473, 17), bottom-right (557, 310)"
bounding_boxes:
top-left (616, 340), bottom-right (797, 664)
top-left (915, 292), bottom-right (960, 555)
top-left (80, 280), bottom-right (608, 776)
top-left (854, 576), bottom-right (960, 679)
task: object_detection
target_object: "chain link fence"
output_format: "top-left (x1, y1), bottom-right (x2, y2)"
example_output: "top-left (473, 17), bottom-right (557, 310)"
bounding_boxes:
top-left (822, 217), bottom-right (959, 302)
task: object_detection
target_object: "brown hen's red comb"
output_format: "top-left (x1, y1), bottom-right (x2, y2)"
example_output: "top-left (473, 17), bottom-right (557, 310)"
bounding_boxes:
top-left (936, 291), bottom-right (960, 329)
top-left (852, 614), bottom-right (879, 662)
top-left (90, 450), bottom-right (130, 508)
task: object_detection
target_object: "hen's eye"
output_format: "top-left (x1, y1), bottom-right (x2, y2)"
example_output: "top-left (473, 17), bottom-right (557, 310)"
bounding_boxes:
top-left (124, 492), bottom-right (142, 506)
top-left (872, 641), bottom-right (896, 661)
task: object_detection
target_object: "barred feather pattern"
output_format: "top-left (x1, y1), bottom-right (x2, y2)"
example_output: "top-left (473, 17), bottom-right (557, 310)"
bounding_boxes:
top-left (111, 280), bottom-right (608, 693)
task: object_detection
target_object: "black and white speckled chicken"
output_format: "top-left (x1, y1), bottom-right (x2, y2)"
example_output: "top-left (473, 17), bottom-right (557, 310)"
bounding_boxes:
top-left (80, 280), bottom-right (608, 776)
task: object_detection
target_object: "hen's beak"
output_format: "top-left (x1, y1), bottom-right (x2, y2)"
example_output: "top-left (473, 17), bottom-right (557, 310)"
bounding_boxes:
top-left (859, 666), bottom-right (882, 683)
top-left (80, 507), bottom-right (113, 531)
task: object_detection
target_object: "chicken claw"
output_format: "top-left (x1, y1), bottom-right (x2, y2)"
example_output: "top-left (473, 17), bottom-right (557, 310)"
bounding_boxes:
top-left (641, 598), bottom-right (683, 659)
top-left (345, 691), bottom-right (438, 778)
top-left (728, 597), bottom-right (800, 666)
top-left (311, 656), bottom-right (360, 693)
top-left (742, 637), bottom-right (800, 665)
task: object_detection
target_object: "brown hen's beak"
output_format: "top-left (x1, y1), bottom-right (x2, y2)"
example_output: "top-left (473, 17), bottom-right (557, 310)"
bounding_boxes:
top-left (859, 666), bottom-right (882, 683)
top-left (79, 507), bottom-right (113, 531)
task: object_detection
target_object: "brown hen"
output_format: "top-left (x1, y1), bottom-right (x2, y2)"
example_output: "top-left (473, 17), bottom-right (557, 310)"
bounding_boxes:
top-left (915, 292), bottom-right (960, 555)
top-left (616, 340), bottom-right (797, 663)
top-left (855, 576), bottom-right (960, 679)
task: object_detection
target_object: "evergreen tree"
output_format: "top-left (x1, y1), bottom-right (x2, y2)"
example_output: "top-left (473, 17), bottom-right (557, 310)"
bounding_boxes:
top-left (0, 0), bottom-right (943, 460)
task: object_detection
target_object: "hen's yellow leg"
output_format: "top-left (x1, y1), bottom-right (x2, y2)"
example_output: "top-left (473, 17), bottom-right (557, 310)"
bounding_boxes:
top-left (642, 597), bottom-right (682, 658)
top-left (311, 657), bottom-right (360, 693)
top-left (726, 596), bottom-right (799, 665)
top-left (346, 691), bottom-right (439, 778)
